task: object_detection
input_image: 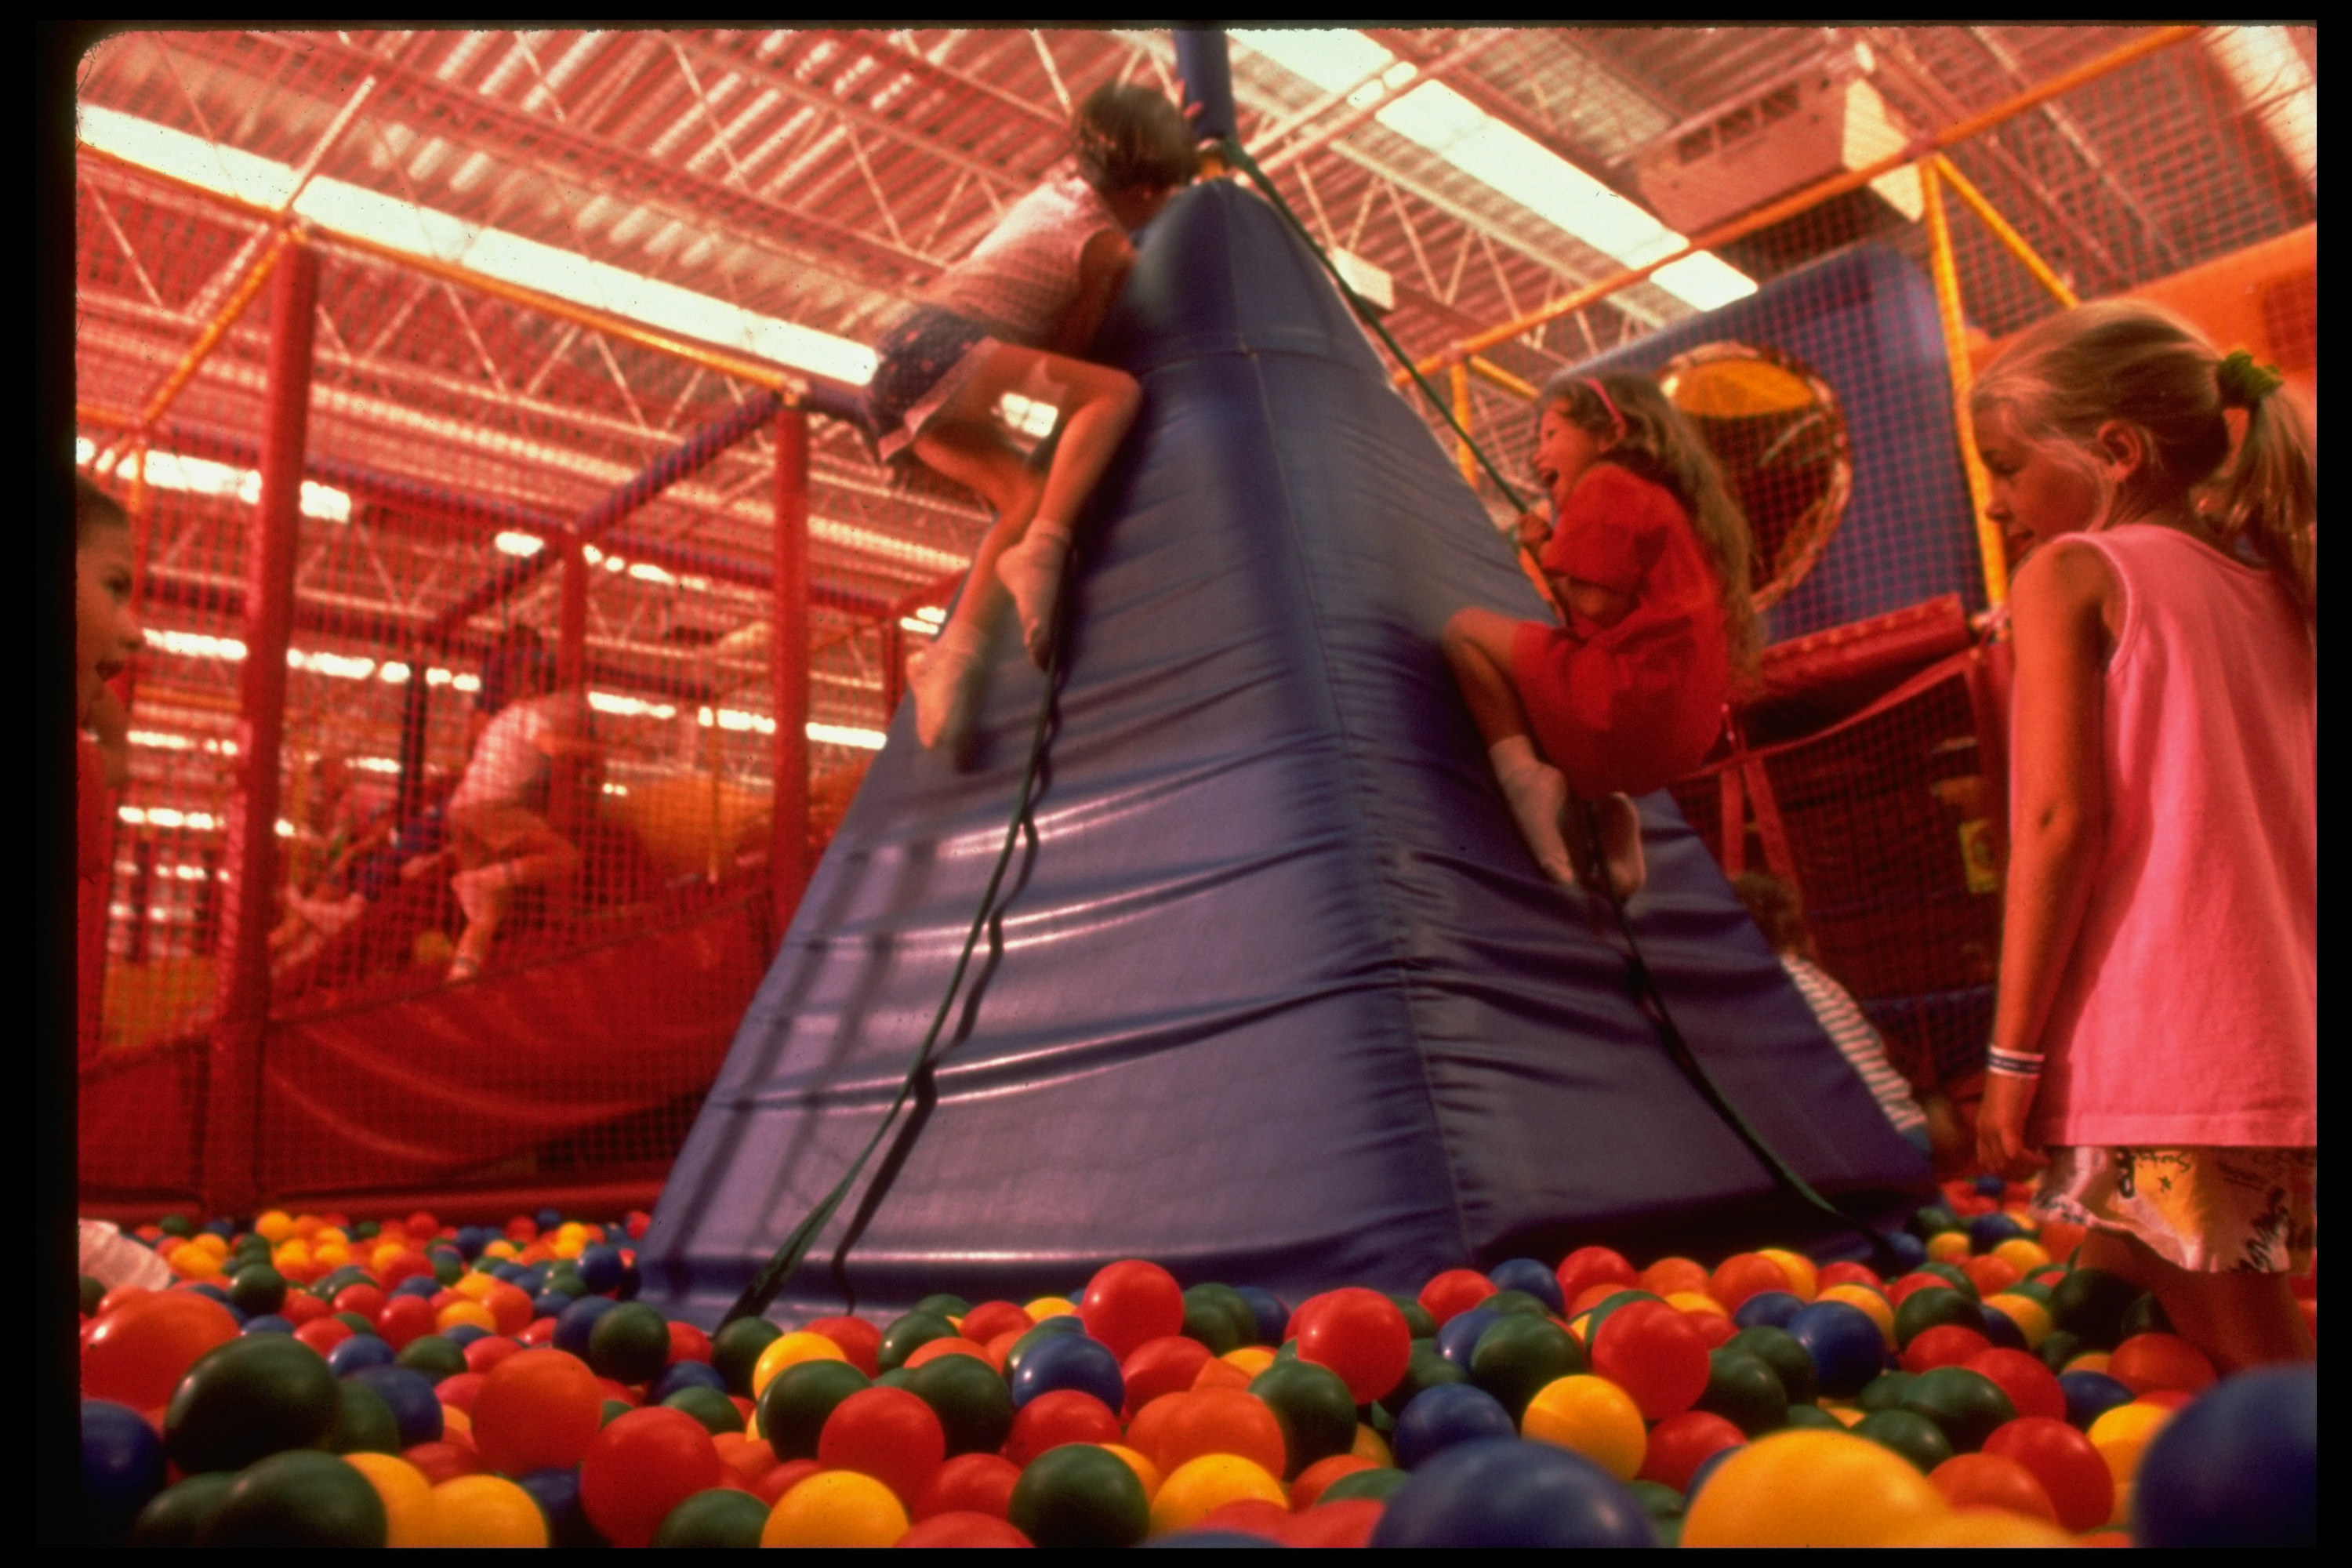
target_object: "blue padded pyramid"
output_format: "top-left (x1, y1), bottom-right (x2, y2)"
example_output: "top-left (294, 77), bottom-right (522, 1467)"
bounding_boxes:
top-left (640, 181), bottom-right (1929, 1324)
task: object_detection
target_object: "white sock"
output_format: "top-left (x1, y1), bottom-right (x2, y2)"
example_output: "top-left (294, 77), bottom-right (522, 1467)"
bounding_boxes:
top-left (996, 524), bottom-right (1073, 664)
top-left (909, 616), bottom-right (989, 750)
top-left (1487, 736), bottom-right (1575, 885)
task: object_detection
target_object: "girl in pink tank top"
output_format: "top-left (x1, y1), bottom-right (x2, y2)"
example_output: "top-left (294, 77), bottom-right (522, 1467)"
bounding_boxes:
top-left (1969, 302), bottom-right (2315, 1374)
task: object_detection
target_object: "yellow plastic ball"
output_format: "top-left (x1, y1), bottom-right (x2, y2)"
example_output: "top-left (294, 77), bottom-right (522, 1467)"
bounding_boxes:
top-left (1983, 1293), bottom-right (2053, 1348)
top-left (1023, 1295), bottom-right (1076, 1322)
top-left (1102, 1443), bottom-right (1163, 1503)
top-left (2089, 1401), bottom-right (2173, 1485)
top-left (1150, 1454), bottom-right (1287, 1537)
top-left (1350, 1424), bottom-right (1392, 1467)
top-left (1878, 1507), bottom-right (2074, 1546)
top-left (1220, 1345), bottom-right (1277, 1377)
top-left (1521, 1374), bottom-right (1646, 1481)
top-left (192, 1232), bottom-right (230, 1258)
top-left (437, 1300), bottom-right (498, 1334)
top-left (1756, 1247), bottom-right (1819, 1301)
top-left (1567, 1312), bottom-right (1594, 1344)
top-left (1682, 1430), bottom-right (1950, 1547)
top-left (752, 1330), bottom-right (850, 1397)
top-left (1818, 1283), bottom-right (1897, 1347)
top-left (1926, 1231), bottom-right (1973, 1263)
top-left (430, 1474), bottom-right (548, 1547)
top-left (272, 1240), bottom-right (311, 1272)
top-left (254, 1210), bottom-right (295, 1243)
top-left (1666, 1290), bottom-right (1730, 1319)
top-left (1993, 1238), bottom-right (2052, 1274)
top-left (481, 1238), bottom-right (517, 1261)
top-left (452, 1271), bottom-right (499, 1301)
top-left (549, 1233), bottom-right (587, 1261)
top-left (372, 1242), bottom-right (409, 1272)
top-left (439, 1405), bottom-right (472, 1438)
top-left (761, 1469), bottom-right (909, 1548)
top-left (343, 1451), bottom-right (437, 1548)
top-left (169, 1245), bottom-right (223, 1281)
top-left (1824, 1404), bottom-right (1867, 1428)
top-left (2065, 1352), bottom-right (2112, 1376)
top-left (314, 1225), bottom-right (348, 1247)
top-left (312, 1243), bottom-right (350, 1271)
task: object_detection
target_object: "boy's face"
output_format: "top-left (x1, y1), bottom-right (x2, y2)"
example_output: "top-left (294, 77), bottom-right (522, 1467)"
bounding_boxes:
top-left (77, 524), bottom-right (141, 725)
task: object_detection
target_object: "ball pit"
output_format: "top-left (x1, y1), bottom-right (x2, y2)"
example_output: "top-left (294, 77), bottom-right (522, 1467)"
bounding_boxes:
top-left (74, 1183), bottom-right (2313, 1547)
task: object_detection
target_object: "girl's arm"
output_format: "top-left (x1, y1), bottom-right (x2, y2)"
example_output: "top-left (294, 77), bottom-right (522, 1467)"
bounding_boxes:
top-left (1051, 229), bottom-right (1137, 361)
top-left (1978, 540), bottom-right (2113, 1177)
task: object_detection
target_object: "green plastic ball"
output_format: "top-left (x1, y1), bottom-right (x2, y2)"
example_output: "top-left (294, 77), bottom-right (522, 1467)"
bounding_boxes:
top-left (328, 1381), bottom-right (402, 1456)
top-left (1317, 1467), bottom-right (1407, 1504)
top-left (758, 1359), bottom-right (871, 1461)
top-left (1379, 1341), bottom-right (1465, 1419)
top-left (877, 1310), bottom-right (957, 1372)
top-left (227, 1264), bottom-right (288, 1318)
top-left (165, 1336), bottom-right (339, 1474)
top-left (1467, 1313), bottom-right (1584, 1419)
top-left (1852, 1407), bottom-right (1955, 1474)
top-left (1007, 1442), bottom-right (1148, 1548)
top-left (197, 1450), bottom-right (387, 1547)
top-left (1898, 1366), bottom-right (2016, 1452)
top-left (127, 1473), bottom-right (236, 1546)
top-left (1725, 1326), bottom-right (1817, 1407)
top-left (394, 1335), bottom-right (466, 1383)
top-left (710, 1317), bottom-right (783, 1398)
top-left (904, 1350), bottom-right (1014, 1456)
top-left (1181, 1283), bottom-right (1256, 1355)
top-left (1249, 1357), bottom-right (1359, 1476)
top-left (1857, 1370), bottom-right (1917, 1414)
top-left (654, 1486), bottom-right (771, 1547)
top-left (1693, 1348), bottom-right (1788, 1436)
top-left (912, 1292), bottom-right (971, 1320)
top-left (587, 1302), bottom-right (671, 1386)
top-left (662, 1385), bottom-right (747, 1436)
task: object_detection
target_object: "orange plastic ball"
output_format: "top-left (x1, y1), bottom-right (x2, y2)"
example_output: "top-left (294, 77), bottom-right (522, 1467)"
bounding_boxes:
top-left (2106, 1333), bottom-right (2216, 1396)
top-left (1709, 1253), bottom-right (1792, 1312)
top-left (1640, 1256), bottom-right (1711, 1298)
top-left (470, 1348), bottom-right (603, 1475)
top-left (1929, 1451), bottom-right (2058, 1522)
top-left (1131, 1388), bottom-right (1287, 1482)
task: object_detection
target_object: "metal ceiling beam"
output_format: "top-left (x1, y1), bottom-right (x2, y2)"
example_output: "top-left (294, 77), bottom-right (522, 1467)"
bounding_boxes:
top-left (1362, 28), bottom-right (1646, 201)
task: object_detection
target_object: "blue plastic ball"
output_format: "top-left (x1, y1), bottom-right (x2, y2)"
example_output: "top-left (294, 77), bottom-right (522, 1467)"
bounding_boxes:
top-left (1008, 1329), bottom-right (1124, 1411)
top-left (202, 1218), bottom-right (238, 1240)
top-left (1968, 1212), bottom-right (2026, 1254)
top-left (649, 1359), bottom-right (728, 1404)
top-left (535, 1208), bottom-right (564, 1232)
top-left (2057, 1370), bottom-right (2135, 1430)
top-left (576, 1244), bottom-right (626, 1294)
top-left (1972, 1174), bottom-right (2006, 1198)
top-left (1234, 1287), bottom-right (1290, 1348)
top-left (453, 1225), bottom-right (488, 1260)
top-left (521, 1466), bottom-right (607, 1548)
top-left (1390, 1383), bottom-right (1517, 1470)
top-left (1785, 1301), bottom-right (1886, 1399)
top-left (1145, 1530), bottom-right (1282, 1548)
top-left (1882, 1232), bottom-right (1928, 1271)
top-left (1731, 1290), bottom-right (1806, 1331)
top-left (239, 1314), bottom-right (293, 1336)
top-left (1435, 1308), bottom-right (1504, 1374)
top-left (82, 1399), bottom-right (168, 1541)
top-left (2133, 1369), bottom-right (2315, 1548)
top-left (390, 1275), bottom-right (440, 1301)
top-left (554, 1296), bottom-right (621, 1359)
top-left (326, 1335), bottom-right (397, 1377)
top-left (1371, 1437), bottom-right (1655, 1547)
top-left (531, 1290), bottom-right (573, 1322)
top-left (1980, 1306), bottom-right (2026, 1350)
top-left (345, 1364), bottom-right (443, 1448)
top-left (442, 1323), bottom-right (490, 1349)
top-left (1486, 1258), bottom-right (1565, 1313)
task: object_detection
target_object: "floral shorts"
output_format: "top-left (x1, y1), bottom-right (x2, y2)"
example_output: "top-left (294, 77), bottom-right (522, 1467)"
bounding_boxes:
top-left (2035, 1145), bottom-right (2316, 1274)
top-left (867, 305), bottom-right (999, 465)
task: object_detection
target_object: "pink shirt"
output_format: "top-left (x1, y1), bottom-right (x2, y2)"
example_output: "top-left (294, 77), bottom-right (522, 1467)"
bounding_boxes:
top-left (2025, 525), bottom-right (2315, 1147)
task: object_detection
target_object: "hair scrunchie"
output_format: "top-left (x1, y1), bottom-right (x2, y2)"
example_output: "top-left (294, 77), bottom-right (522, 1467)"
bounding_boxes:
top-left (2216, 348), bottom-right (2284, 409)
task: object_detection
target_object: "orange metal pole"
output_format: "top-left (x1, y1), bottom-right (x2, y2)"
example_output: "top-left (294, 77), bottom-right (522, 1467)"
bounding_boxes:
top-left (1933, 154), bottom-right (2080, 310)
top-left (769, 408), bottom-right (811, 940)
top-left (1921, 160), bottom-right (2007, 611)
top-left (1450, 361), bottom-right (1478, 487)
top-left (1400, 24), bottom-right (2198, 384)
top-left (93, 228), bottom-right (292, 473)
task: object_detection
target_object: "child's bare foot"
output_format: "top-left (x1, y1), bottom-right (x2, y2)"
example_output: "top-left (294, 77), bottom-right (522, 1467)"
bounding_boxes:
top-left (994, 528), bottom-right (1071, 667)
top-left (907, 621), bottom-right (989, 753)
top-left (1488, 736), bottom-right (1575, 885)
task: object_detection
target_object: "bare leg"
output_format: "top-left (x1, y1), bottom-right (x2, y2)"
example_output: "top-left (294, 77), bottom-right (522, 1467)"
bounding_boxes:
top-left (2078, 1229), bottom-right (2314, 1374)
top-left (449, 824), bottom-right (579, 978)
top-left (902, 421), bottom-right (1040, 752)
top-left (1445, 608), bottom-right (1572, 884)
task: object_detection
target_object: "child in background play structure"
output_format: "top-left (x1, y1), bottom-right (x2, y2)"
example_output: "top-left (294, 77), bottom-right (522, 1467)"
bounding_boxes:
top-left (437, 636), bottom-right (598, 982)
top-left (1443, 371), bottom-right (1757, 898)
top-left (1969, 302), bottom-right (2315, 1374)
top-left (1732, 870), bottom-right (1947, 1167)
top-left (869, 83), bottom-right (1199, 753)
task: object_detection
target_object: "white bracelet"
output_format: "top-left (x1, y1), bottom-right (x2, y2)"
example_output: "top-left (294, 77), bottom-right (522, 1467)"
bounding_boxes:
top-left (1987, 1047), bottom-right (2045, 1077)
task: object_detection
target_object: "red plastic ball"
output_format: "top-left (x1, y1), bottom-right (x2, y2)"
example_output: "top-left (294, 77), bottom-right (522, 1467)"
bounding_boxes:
top-left (754, 1458), bottom-right (821, 1506)
top-left (1279, 1497), bottom-right (1384, 1548)
top-left (1555, 1246), bottom-right (1639, 1308)
top-left (437, 1370), bottom-right (486, 1414)
top-left (1930, 1451), bottom-right (2058, 1521)
top-left (1194, 1499), bottom-right (1290, 1540)
top-left (1590, 1298), bottom-right (1710, 1420)
top-left (1640, 1257), bottom-right (1711, 1298)
top-left (379, 1250), bottom-right (435, 1288)
top-left (1709, 1253), bottom-right (1792, 1312)
top-left (518, 1316), bottom-right (559, 1347)
top-left (1079, 1260), bottom-right (1187, 1361)
top-left (472, 1347), bottom-right (604, 1475)
top-left (1900, 1323), bottom-right (1993, 1374)
top-left (1292, 1287), bottom-right (1410, 1403)
top-left (279, 1291), bottom-right (328, 1327)
top-left (1980, 1416), bottom-right (2114, 1534)
top-left (579, 1406), bottom-right (724, 1548)
top-left (898, 1512), bottom-right (1034, 1547)
top-left (405, 1211), bottom-right (439, 1240)
top-left (1130, 1388), bottom-right (1287, 1481)
top-left (1962, 1348), bottom-right (2067, 1424)
top-left (1961, 1254), bottom-right (2022, 1298)
top-left (333, 1283), bottom-right (387, 1319)
top-left (594, 1377), bottom-right (641, 1407)
top-left (1121, 1335), bottom-right (1212, 1418)
top-left (625, 1210), bottom-right (652, 1240)
top-left (405, 1439), bottom-right (486, 1485)
top-left (1887, 1272), bottom-right (1951, 1308)
top-left (959, 1301), bottom-right (1034, 1348)
top-left (464, 1334), bottom-right (523, 1376)
top-left (1001, 1388), bottom-right (1123, 1468)
top-left (481, 1283), bottom-right (535, 1337)
top-left (80, 1290), bottom-right (241, 1411)
top-left (817, 1385), bottom-right (946, 1507)
top-left (1639, 1410), bottom-right (1745, 1490)
top-left (666, 1320), bottom-right (713, 1366)
top-left (376, 1294), bottom-right (437, 1351)
top-left (1816, 1261), bottom-right (1882, 1291)
top-left (913, 1452), bottom-right (1022, 1522)
top-left (1688, 1312), bottom-right (1739, 1350)
top-left (804, 1315), bottom-right (883, 1377)
top-left (1418, 1269), bottom-right (1497, 1327)
top-left (293, 1317), bottom-right (354, 1357)
top-left (2106, 1333), bottom-right (2216, 1396)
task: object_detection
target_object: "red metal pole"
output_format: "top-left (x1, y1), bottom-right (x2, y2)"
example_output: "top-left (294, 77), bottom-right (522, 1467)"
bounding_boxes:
top-left (204, 238), bottom-right (318, 1217)
top-left (550, 532), bottom-right (589, 838)
top-left (770, 408), bottom-right (811, 939)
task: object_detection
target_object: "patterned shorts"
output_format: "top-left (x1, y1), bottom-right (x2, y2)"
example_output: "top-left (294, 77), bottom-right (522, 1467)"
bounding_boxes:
top-left (2035, 1145), bottom-right (2316, 1274)
top-left (867, 305), bottom-right (999, 464)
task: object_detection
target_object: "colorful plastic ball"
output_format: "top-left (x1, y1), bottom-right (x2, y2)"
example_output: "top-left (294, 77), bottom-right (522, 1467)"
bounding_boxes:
top-left (1682, 1429), bottom-right (1947, 1547)
top-left (904, 1345), bottom-right (1015, 1456)
top-left (1893, 1285), bottom-right (1983, 1352)
top-left (2107, 1331), bottom-right (2216, 1396)
top-left (423, 1473), bottom-right (546, 1547)
top-left (1003, 1386), bottom-right (1123, 1467)
top-left (82, 1399), bottom-right (169, 1542)
top-left (1693, 1346), bottom-right (1789, 1436)
top-left (1319, 1466), bottom-right (1408, 1506)
top-left (750, 1329), bottom-right (851, 1399)
top-left (339, 1451), bottom-right (435, 1547)
top-left (1900, 1364), bottom-right (2017, 1453)
top-left (517, 1465), bottom-right (606, 1548)
top-left (650, 1357), bottom-right (729, 1404)
top-left (1977, 1414), bottom-right (2111, 1532)
top-left (1000, 1316), bottom-right (1084, 1385)
top-left (1371, 1436), bottom-right (1653, 1548)
top-left (898, 1510), bottom-right (1035, 1546)
top-left (1290, 1452), bottom-right (1378, 1509)
top-left (1928, 1450), bottom-right (2058, 1520)
top-left (82, 1289), bottom-right (241, 1410)
top-left (1149, 1453), bottom-right (1287, 1538)
top-left (757, 1357), bottom-right (871, 1461)
top-left (1390, 1381), bottom-right (1517, 1469)
top-left (458, 1347), bottom-right (598, 1475)
top-left (1233, 1287), bottom-right (1290, 1347)
top-left (702, 1317), bottom-right (779, 1396)
top-left (877, 1308), bottom-right (958, 1373)
top-left (1521, 1374), bottom-right (1646, 1481)
top-left (583, 1301), bottom-right (668, 1386)
top-left (1010, 1325), bottom-right (1125, 1412)
top-left (1879, 1508), bottom-right (2077, 1546)
top-left (1853, 1406), bottom-right (1955, 1473)
top-left (579, 1405), bottom-right (723, 1548)
top-left (1640, 1409), bottom-right (1747, 1490)
top-left (328, 1377), bottom-right (402, 1456)
top-left (663, 1382), bottom-right (747, 1436)
top-left (762, 1468), bottom-right (909, 1546)
top-left (1785, 1300), bottom-right (1887, 1399)
top-left (394, 1334), bottom-right (466, 1382)
top-left (1419, 1269), bottom-right (1498, 1327)
top-left (817, 1385), bottom-right (946, 1507)
top-left (1122, 1334), bottom-right (1213, 1416)
top-left (1900, 1321), bottom-right (1991, 1373)
top-left (1488, 1258), bottom-right (1566, 1313)
top-left (227, 1264), bottom-right (289, 1318)
top-left (127, 1472), bottom-right (238, 1546)
top-left (1004, 1441), bottom-right (1151, 1546)
top-left (325, 1332), bottom-right (397, 1377)
top-left (1726, 1324), bottom-right (1817, 1406)
top-left (1708, 1253), bottom-right (1791, 1313)
top-left (552, 1294), bottom-right (620, 1359)
top-left (2056, 1367), bottom-right (2135, 1430)
top-left (1434, 1306), bottom-right (1503, 1373)
top-left (2132, 1367), bottom-right (2316, 1548)
top-left (2048, 1267), bottom-right (2140, 1350)
top-left (915, 1451), bottom-right (1022, 1522)
top-left (1131, 1388), bottom-right (1288, 1480)
top-left (643, 1485), bottom-right (766, 1548)
top-left (1554, 1246), bottom-right (1639, 1308)
top-left (1078, 1260), bottom-right (1187, 1362)
top-left (1641, 1256), bottom-right (1711, 1298)
top-left (1181, 1283), bottom-right (1260, 1355)
top-left (1248, 1356), bottom-right (1359, 1476)
top-left (1731, 1289), bottom-right (1806, 1331)
top-left (1962, 1347), bottom-right (2066, 1425)
top-left (1462, 1312), bottom-right (1581, 1420)
top-left (1379, 1339), bottom-right (1467, 1420)
top-left (347, 1363), bottom-right (443, 1448)
top-left (164, 1334), bottom-right (340, 1474)
top-left (1293, 1287), bottom-right (1412, 1404)
top-left (197, 1450), bottom-right (388, 1547)
top-left (1589, 1298), bottom-right (1709, 1420)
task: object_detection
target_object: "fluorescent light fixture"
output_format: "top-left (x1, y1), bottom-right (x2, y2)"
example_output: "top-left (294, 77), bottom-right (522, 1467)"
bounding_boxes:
top-left (588, 690), bottom-right (680, 720)
top-left (493, 530), bottom-right (546, 557)
top-left (626, 561), bottom-right (677, 586)
top-left (998, 392), bottom-right (1058, 439)
top-left (913, 605), bottom-right (947, 623)
top-left (2205, 27), bottom-right (2316, 190)
top-left (78, 103), bottom-right (878, 387)
top-left (808, 721), bottom-right (887, 750)
top-left (101, 445), bottom-right (354, 521)
top-left (898, 615), bottom-right (939, 636)
top-left (1232, 30), bottom-right (1756, 311)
